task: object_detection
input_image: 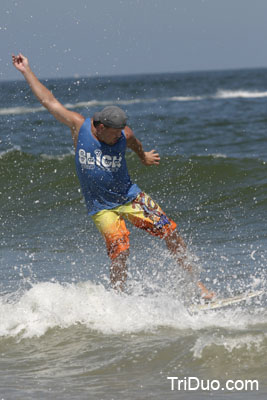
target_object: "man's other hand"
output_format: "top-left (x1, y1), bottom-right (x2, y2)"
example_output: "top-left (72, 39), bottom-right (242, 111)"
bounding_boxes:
top-left (142, 149), bottom-right (161, 166)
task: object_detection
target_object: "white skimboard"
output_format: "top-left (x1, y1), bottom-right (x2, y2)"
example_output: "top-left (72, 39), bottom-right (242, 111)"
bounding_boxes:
top-left (189, 289), bottom-right (264, 312)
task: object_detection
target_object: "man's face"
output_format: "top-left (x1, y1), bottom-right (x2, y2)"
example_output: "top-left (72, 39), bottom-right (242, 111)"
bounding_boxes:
top-left (96, 124), bottom-right (122, 145)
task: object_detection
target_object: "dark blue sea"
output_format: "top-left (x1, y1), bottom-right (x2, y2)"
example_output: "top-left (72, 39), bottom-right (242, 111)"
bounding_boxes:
top-left (0, 69), bottom-right (267, 399)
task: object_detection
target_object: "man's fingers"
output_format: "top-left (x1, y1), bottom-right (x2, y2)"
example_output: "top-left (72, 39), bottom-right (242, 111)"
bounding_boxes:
top-left (150, 150), bottom-right (160, 158)
top-left (12, 54), bottom-right (20, 64)
top-left (12, 53), bottom-right (25, 64)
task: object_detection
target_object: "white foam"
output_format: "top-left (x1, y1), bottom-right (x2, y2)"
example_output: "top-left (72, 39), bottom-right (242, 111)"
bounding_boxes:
top-left (0, 281), bottom-right (266, 339)
top-left (192, 332), bottom-right (267, 359)
top-left (0, 145), bottom-right (21, 158)
top-left (168, 89), bottom-right (267, 102)
top-left (0, 147), bottom-right (75, 161)
top-left (66, 98), bottom-right (157, 109)
top-left (215, 89), bottom-right (267, 99)
top-left (1, 89), bottom-right (266, 116)
top-left (0, 98), bottom-right (158, 116)
top-left (210, 153), bottom-right (228, 159)
top-left (168, 95), bottom-right (204, 102)
top-left (40, 149), bottom-right (75, 160)
top-left (0, 106), bottom-right (45, 115)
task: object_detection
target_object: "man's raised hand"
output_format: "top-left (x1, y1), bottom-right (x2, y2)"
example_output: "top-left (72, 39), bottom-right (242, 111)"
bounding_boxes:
top-left (12, 53), bottom-right (29, 74)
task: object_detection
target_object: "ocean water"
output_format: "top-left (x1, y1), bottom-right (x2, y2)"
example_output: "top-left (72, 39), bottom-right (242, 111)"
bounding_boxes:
top-left (0, 69), bottom-right (267, 399)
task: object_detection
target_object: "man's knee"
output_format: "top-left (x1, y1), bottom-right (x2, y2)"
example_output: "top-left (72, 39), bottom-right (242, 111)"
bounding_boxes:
top-left (106, 234), bottom-right (130, 260)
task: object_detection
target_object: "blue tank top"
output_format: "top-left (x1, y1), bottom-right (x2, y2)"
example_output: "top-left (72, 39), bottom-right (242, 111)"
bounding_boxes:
top-left (75, 118), bottom-right (141, 215)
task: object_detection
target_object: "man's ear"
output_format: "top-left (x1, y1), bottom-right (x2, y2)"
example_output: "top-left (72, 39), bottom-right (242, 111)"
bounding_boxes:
top-left (95, 123), bottom-right (103, 133)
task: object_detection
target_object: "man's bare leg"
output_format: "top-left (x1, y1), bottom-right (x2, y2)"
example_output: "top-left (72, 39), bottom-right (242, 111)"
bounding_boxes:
top-left (110, 250), bottom-right (129, 291)
top-left (165, 230), bottom-right (215, 300)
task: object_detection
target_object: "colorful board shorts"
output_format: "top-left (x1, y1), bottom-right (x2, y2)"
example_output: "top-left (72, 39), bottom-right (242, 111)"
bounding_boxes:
top-left (92, 192), bottom-right (177, 259)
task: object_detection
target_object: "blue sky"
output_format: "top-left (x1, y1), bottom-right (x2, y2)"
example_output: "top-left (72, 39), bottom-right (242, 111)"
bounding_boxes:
top-left (1, 0), bottom-right (267, 80)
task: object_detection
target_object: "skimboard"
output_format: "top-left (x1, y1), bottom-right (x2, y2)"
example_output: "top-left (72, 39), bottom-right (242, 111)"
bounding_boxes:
top-left (189, 289), bottom-right (264, 312)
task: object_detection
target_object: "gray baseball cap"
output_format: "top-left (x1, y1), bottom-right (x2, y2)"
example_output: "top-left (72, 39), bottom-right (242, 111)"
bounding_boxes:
top-left (93, 106), bottom-right (127, 129)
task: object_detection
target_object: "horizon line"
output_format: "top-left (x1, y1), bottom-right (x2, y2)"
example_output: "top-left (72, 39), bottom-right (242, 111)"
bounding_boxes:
top-left (1, 65), bottom-right (267, 83)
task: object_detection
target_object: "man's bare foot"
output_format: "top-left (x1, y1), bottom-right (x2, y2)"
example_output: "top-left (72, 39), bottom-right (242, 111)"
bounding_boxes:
top-left (198, 281), bottom-right (216, 301)
top-left (201, 290), bottom-right (216, 301)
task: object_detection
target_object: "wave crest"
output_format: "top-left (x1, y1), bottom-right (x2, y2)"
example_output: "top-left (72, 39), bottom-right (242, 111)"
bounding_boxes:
top-left (0, 281), bottom-right (266, 339)
top-left (1, 89), bottom-right (267, 116)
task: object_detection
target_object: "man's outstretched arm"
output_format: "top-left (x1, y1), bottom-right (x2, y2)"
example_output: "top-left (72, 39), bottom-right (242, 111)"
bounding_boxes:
top-left (12, 53), bottom-right (84, 147)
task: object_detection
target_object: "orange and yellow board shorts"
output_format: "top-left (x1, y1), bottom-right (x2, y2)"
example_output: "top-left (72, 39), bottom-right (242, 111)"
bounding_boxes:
top-left (92, 192), bottom-right (177, 260)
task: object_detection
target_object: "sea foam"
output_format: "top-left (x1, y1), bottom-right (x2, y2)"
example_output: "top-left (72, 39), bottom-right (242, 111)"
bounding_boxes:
top-left (1, 89), bottom-right (267, 116)
top-left (0, 281), bottom-right (265, 340)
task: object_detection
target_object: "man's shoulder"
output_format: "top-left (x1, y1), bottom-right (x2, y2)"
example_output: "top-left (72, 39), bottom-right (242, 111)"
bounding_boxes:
top-left (124, 125), bottom-right (134, 140)
top-left (77, 116), bottom-right (91, 130)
